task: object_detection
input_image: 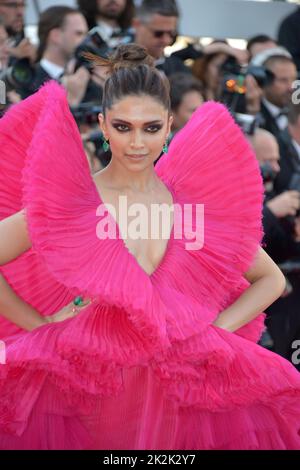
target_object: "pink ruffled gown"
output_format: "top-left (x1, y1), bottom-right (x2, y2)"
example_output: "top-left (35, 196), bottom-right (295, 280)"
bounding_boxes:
top-left (0, 82), bottom-right (299, 450)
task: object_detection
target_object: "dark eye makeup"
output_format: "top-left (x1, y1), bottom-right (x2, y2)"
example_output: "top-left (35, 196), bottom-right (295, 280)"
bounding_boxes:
top-left (111, 121), bottom-right (164, 133)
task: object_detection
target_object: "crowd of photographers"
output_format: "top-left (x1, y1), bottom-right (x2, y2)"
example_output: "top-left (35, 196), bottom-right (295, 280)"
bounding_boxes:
top-left (1, 0), bottom-right (300, 369)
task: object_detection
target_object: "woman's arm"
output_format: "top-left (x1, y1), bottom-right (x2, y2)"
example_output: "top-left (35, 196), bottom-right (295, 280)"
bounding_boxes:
top-left (0, 211), bottom-right (90, 332)
top-left (212, 247), bottom-right (286, 332)
top-left (0, 210), bottom-right (48, 331)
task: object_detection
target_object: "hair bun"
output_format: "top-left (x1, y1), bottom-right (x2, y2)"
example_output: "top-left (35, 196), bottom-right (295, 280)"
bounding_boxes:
top-left (111, 44), bottom-right (155, 69)
top-left (82, 43), bottom-right (155, 75)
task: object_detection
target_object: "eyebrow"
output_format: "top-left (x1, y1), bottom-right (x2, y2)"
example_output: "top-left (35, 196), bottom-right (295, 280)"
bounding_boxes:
top-left (111, 119), bottom-right (164, 126)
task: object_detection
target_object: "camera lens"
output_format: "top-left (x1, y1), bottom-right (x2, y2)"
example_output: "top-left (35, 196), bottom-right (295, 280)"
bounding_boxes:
top-left (11, 59), bottom-right (34, 86)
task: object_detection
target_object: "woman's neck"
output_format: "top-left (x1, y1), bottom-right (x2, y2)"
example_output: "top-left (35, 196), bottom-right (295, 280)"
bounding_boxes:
top-left (100, 160), bottom-right (160, 193)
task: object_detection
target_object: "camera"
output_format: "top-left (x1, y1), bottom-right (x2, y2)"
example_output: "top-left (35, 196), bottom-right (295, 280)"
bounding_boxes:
top-left (219, 56), bottom-right (274, 115)
top-left (0, 58), bottom-right (35, 92)
top-left (74, 26), bottom-right (134, 72)
top-left (73, 27), bottom-right (133, 104)
top-left (75, 28), bottom-right (109, 72)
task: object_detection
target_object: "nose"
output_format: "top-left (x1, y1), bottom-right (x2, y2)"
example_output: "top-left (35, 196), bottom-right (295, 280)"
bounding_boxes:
top-left (160, 33), bottom-right (173, 47)
top-left (130, 131), bottom-right (145, 149)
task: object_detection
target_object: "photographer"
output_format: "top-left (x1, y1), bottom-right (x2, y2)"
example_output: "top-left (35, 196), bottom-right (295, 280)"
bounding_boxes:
top-left (249, 127), bottom-right (300, 368)
top-left (249, 129), bottom-right (300, 262)
top-left (251, 48), bottom-right (298, 140)
top-left (74, 0), bottom-right (187, 104)
top-left (16, 6), bottom-right (88, 100)
top-left (0, 0), bottom-right (24, 42)
top-left (247, 35), bottom-right (277, 61)
top-left (133, 0), bottom-right (190, 77)
top-left (73, 1), bottom-right (135, 104)
top-left (274, 101), bottom-right (300, 197)
top-left (193, 41), bottom-right (263, 117)
top-left (0, 15), bottom-right (22, 108)
top-left (0, 0), bottom-right (36, 64)
top-left (77, 0), bottom-right (134, 45)
top-left (0, 1), bottom-right (36, 106)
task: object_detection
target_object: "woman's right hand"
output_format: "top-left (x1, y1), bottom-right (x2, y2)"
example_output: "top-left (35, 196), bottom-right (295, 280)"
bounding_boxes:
top-left (43, 298), bottom-right (91, 325)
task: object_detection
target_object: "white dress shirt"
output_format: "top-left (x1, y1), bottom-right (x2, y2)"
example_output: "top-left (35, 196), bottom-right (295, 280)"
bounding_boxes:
top-left (40, 59), bottom-right (65, 80)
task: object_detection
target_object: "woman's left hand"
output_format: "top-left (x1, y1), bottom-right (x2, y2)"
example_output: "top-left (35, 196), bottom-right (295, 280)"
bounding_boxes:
top-left (44, 298), bottom-right (91, 325)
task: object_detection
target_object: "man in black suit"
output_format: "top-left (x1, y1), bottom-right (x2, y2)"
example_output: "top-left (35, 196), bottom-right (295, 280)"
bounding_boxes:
top-left (133, 0), bottom-right (191, 78)
top-left (275, 102), bottom-right (300, 195)
top-left (253, 48), bottom-right (298, 140)
top-left (263, 102), bottom-right (300, 370)
top-left (248, 128), bottom-right (300, 263)
top-left (19, 6), bottom-right (88, 99)
top-left (0, 0), bottom-right (25, 49)
top-left (0, 0), bottom-right (37, 67)
top-left (77, 0), bottom-right (135, 46)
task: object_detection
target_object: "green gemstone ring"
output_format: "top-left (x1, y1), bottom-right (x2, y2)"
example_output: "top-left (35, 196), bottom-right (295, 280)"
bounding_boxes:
top-left (73, 296), bottom-right (84, 306)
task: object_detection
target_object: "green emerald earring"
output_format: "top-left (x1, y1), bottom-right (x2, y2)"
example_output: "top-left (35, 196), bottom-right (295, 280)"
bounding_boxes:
top-left (102, 138), bottom-right (110, 152)
top-left (162, 138), bottom-right (169, 154)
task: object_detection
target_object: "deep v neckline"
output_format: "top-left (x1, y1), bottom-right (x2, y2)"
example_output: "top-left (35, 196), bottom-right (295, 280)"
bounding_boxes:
top-left (92, 177), bottom-right (176, 278)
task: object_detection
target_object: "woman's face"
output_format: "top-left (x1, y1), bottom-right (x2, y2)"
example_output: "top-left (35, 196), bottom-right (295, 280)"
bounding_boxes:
top-left (99, 94), bottom-right (172, 172)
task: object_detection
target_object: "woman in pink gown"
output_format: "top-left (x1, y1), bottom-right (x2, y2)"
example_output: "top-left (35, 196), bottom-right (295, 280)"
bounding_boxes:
top-left (0, 44), bottom-right (299, 450)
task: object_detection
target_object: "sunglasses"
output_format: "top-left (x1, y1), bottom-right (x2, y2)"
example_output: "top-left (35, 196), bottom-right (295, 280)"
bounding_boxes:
top-left (148, 27), bottom-right (177, 42)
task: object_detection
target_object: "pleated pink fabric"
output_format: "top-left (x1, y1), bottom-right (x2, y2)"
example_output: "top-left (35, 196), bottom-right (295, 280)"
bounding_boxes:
top-left (0, 81), bottom-right (299, 450)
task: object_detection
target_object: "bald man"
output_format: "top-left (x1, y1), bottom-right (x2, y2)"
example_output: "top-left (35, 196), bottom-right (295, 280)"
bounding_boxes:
top-left (249, 129), bottom-right (280, 173)
top-left (249, 129), bottom-right (300, 218)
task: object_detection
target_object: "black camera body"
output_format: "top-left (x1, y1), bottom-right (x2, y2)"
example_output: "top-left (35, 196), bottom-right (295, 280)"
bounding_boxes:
top-left (0, 58), bottom-right (35, 92)
top-left (72, 26), bottom-right (134, 124)
top-left (74, 26), bottom-right (134, 72)
top-left (75, 29), bottom-right (109, 72)
top-left (220, 56), bottom-right (274, 116)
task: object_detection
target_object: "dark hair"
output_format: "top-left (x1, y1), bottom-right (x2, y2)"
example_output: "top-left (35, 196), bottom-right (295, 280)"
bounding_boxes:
top-left (77, 0), bottom-right (135, 30)
top-left (136, 0), bottom-right (179, 22)
top-left (192, 52), bottom-right (227, 96)
top-left (288, 101), bottom-right (300, 125)
top-left (37, 6), bottom-right (80, 61)
top-left (85, 43), bottom-right (171, 114)
top-left (247, 35), bottom-right (276, 52)
top-left (169, 73), bottom-right (203, 111)
top-left (264, 54), bottom-right (295, 70)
